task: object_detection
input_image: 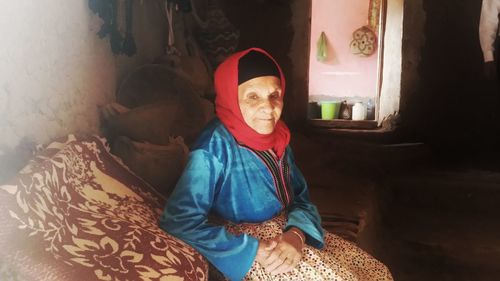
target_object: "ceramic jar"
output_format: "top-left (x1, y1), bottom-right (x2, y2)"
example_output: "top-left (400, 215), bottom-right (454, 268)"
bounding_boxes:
top-left (352, 102), bottom-right (367, 121)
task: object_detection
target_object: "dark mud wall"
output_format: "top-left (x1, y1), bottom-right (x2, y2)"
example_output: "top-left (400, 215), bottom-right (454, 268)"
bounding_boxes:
top-left (400, 0), bottom-right (500, 161)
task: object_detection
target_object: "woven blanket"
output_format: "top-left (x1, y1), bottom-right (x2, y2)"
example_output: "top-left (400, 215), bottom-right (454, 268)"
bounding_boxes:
top-left (0, 135), bottom-right (207, 281)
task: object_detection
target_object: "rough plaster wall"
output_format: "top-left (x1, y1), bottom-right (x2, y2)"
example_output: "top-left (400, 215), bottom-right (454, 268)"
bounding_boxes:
top-left (0, 1), bottom-right (166, 181)
top-left (378, 0), bottom-right (404, 123)
top-left (0, 1), bottom-right (115, 154)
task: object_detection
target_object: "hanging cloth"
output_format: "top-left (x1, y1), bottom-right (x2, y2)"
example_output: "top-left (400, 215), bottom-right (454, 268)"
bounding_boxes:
top-left (316, 31), bottom-right (328, 62)
top-left (167, 0), bottom-right (192, 12)
top-left (164, 1), bottom-right (181, 57)
top-left (194, 1), bottom-right (240, 68)
top-left (122, 0), bottom-right (137, 56)
top-left (89, 0), bottom-right (114, 38)
top-left (88, 0), bottom-right (137, 56)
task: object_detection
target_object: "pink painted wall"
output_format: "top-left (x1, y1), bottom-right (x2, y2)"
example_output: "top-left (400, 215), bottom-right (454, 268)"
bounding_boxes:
top-left (309, 0), bottom-right (379, 100)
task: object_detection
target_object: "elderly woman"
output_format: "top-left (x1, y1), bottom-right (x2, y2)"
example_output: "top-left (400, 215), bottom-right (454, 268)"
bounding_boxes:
top-left (160, 48), bottom-right (393, 281)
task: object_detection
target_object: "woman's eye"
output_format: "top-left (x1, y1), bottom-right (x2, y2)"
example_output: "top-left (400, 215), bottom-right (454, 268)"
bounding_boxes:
top-left (270, 92), bottom-right (281, 100)
top-left (247, 93), bottom-right (258, 100)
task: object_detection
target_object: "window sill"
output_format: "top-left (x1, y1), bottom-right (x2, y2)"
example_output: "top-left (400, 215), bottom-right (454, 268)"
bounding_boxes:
top-left (305, 119), bottom-right (395, 143)
top-left (308, 119), bottom-right (378, 130)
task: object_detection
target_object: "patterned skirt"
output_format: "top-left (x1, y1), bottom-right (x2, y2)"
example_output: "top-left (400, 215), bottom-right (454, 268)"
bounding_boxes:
top-left (211, 214), bottom-right (393, 281)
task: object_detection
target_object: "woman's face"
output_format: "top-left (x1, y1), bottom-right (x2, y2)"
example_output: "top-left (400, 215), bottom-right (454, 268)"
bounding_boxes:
top-left (238, 75), bottom-right (283, 134)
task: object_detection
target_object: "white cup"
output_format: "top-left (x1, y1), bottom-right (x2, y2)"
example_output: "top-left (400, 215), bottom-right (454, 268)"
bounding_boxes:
top-left (352, 102), bottom-right (367, 121)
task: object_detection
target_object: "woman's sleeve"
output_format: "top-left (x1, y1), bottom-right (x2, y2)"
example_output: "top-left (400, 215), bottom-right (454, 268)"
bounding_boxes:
top-left (285, 148), bottom-right (325, 249)
top-left (159, 149), bottom-right (259, 281)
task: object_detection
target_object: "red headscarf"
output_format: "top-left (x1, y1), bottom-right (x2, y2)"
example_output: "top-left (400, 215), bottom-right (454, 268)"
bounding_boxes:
top-left (214, 48), bottom-right (290, 158)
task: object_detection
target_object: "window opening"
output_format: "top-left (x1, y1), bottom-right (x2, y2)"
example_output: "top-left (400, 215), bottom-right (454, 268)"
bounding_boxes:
top-left (308, 0), bottom-right (386, 129)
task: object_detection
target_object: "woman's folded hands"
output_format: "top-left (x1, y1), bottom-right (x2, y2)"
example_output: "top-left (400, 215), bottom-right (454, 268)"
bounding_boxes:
top-left (255, 227), bottom-right (305, 275)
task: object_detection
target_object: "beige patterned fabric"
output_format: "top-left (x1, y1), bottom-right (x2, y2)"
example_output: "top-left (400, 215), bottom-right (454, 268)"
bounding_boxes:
top-left (212, 214), bottom-right (393, 281)
top-left (0, 135), bottom-right (207, 281)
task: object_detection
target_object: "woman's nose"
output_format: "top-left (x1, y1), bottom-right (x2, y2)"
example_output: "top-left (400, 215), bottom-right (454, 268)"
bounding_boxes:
top-left (259, 98), bottom-right (274, 113)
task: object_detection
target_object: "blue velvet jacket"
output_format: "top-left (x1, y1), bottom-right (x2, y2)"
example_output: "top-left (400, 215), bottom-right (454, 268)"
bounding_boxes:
top-left (159, 119), bottom-right (324, 280)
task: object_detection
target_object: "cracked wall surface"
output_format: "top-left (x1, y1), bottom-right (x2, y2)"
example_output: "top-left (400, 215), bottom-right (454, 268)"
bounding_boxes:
top-left (0, 1), bottom-right (115, 150)
top-left (0, 1), bottom-right (166, 182)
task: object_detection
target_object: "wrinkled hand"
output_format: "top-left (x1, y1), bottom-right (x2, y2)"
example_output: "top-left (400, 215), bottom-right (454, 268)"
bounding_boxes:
top-left (484, 61), bottom-right (497, 80)
top-left (255, 239), bottom-right (277, 264)
top-left (255, 228), bottom-right (304, 276)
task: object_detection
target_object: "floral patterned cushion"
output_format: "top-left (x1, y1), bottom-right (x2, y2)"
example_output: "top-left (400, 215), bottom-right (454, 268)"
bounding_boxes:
top-left (0, 135), bottom-right (207, 281)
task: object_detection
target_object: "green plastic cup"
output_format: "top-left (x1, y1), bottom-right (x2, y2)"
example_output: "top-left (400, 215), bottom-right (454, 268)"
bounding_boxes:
top-left (321, 101), bottom-right (340, 120)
